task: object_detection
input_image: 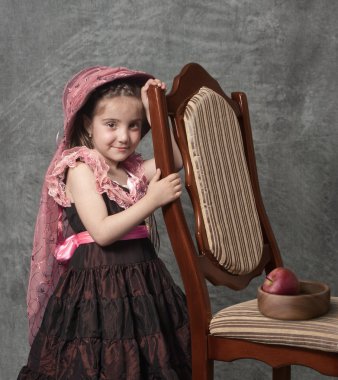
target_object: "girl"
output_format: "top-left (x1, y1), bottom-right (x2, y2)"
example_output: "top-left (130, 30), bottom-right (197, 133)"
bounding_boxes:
top-left (18, 66), bottom-right (191, 379)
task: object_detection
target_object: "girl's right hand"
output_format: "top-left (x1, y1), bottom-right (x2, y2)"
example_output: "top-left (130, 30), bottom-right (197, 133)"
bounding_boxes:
top-left (147, 168), bottom-right (182, 208)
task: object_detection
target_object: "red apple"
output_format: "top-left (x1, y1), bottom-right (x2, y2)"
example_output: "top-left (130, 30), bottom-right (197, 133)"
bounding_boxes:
top-left (262, 267), bottom-right (300, 295)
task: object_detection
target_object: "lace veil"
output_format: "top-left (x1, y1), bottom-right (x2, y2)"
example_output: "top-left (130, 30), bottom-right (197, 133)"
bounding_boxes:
top-left (27, 66), bottom-right (153, 344)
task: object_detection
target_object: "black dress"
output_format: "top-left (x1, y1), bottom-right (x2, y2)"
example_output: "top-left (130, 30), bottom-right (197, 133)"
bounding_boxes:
top-left (18, 194), bottom-right (191, 379)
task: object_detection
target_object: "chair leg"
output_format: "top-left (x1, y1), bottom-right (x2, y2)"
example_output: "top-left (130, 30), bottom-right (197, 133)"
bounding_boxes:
top-left (191, 335), bottom-right (214, 380)
top-left (273, 366), bottom-right (291, 380)
top-left (192, 357), bottom-right (213, 380)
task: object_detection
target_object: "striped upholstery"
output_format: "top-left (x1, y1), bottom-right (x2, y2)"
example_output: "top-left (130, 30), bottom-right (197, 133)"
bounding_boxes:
top-left (210, 297), bottom-right (338, 352)
top-left (184, 87), bottom-right (263, 275)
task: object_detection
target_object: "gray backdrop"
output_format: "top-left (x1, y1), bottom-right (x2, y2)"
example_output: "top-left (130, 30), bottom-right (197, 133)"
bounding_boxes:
top-left (1, 1), bottom-right (337, 379)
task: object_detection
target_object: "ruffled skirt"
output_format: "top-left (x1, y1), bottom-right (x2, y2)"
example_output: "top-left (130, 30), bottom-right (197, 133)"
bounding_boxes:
top-left (18, 241), bottom-right (191, 379)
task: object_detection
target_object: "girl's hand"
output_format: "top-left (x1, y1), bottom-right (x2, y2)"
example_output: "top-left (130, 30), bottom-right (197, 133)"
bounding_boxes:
top-left (141, 79), bottom-right (166, 124)
top-left (146, 169), bottom-right (182, 208)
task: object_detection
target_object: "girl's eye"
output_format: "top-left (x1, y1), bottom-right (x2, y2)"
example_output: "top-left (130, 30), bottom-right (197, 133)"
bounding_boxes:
top-left (107, 122), bottom-right (117, 128)
top-left (129, 123), bottom-right (141, 130)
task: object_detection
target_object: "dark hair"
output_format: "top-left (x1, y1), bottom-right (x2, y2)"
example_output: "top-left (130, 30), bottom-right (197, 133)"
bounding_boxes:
top-left (69, 79), bottom-right (148, 148)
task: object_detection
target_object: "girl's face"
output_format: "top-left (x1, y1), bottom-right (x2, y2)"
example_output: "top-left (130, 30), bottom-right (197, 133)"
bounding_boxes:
top-left (86, 96), bottom-right (143, 168)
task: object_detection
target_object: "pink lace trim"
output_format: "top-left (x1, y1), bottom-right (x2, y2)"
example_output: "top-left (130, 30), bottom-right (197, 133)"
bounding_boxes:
top-left (46, 146), bottom-right (148, 209)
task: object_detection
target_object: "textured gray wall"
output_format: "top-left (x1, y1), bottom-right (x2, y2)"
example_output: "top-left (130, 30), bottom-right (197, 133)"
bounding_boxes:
top-left (1, 1), bottom-right (337, 379)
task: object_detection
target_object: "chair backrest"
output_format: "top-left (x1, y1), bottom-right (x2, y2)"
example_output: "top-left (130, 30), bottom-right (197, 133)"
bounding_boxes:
top-left (184, 86), bottom-right (264, 275)
top-left (148, 63), bottom-right (283, 327)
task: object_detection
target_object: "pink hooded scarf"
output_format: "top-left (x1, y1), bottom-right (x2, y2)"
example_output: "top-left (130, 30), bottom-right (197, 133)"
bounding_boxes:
top-left (27, 66), bottom-right (153, 345)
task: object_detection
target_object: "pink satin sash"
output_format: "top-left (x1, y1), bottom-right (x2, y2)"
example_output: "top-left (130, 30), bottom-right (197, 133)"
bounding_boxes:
top-left (55, 225), bottom-right (149, 263)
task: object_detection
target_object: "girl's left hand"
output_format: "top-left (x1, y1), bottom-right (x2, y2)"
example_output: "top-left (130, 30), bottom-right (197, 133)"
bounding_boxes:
top-left (141, 79), bottom-right (167, 124)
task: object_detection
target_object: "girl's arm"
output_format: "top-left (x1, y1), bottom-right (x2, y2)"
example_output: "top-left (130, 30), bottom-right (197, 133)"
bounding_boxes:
top-left (141, 79), bottom-right (183, 182)
top-left (66, 163), bottom-right (181, 246)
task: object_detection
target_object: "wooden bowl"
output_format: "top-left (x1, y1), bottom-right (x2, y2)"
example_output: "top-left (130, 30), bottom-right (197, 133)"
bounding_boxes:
top-left (257, 281), bottom-right (330, 320)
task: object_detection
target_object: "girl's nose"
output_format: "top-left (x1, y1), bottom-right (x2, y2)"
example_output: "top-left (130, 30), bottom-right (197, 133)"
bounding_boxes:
top-left (117, 127), bottom-right (129, 143)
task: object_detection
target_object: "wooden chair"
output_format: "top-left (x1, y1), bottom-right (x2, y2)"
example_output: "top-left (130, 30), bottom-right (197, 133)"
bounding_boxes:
top-left (147, 63), bottom-right (338, 379)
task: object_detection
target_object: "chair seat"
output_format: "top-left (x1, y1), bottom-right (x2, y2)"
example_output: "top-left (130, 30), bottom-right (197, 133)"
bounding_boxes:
top-left (210, 297), bottom-right (338, 352)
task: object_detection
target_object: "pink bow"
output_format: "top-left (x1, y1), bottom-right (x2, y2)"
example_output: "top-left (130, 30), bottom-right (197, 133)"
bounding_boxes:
top-left (55, 231), bottom-right (94, 262)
